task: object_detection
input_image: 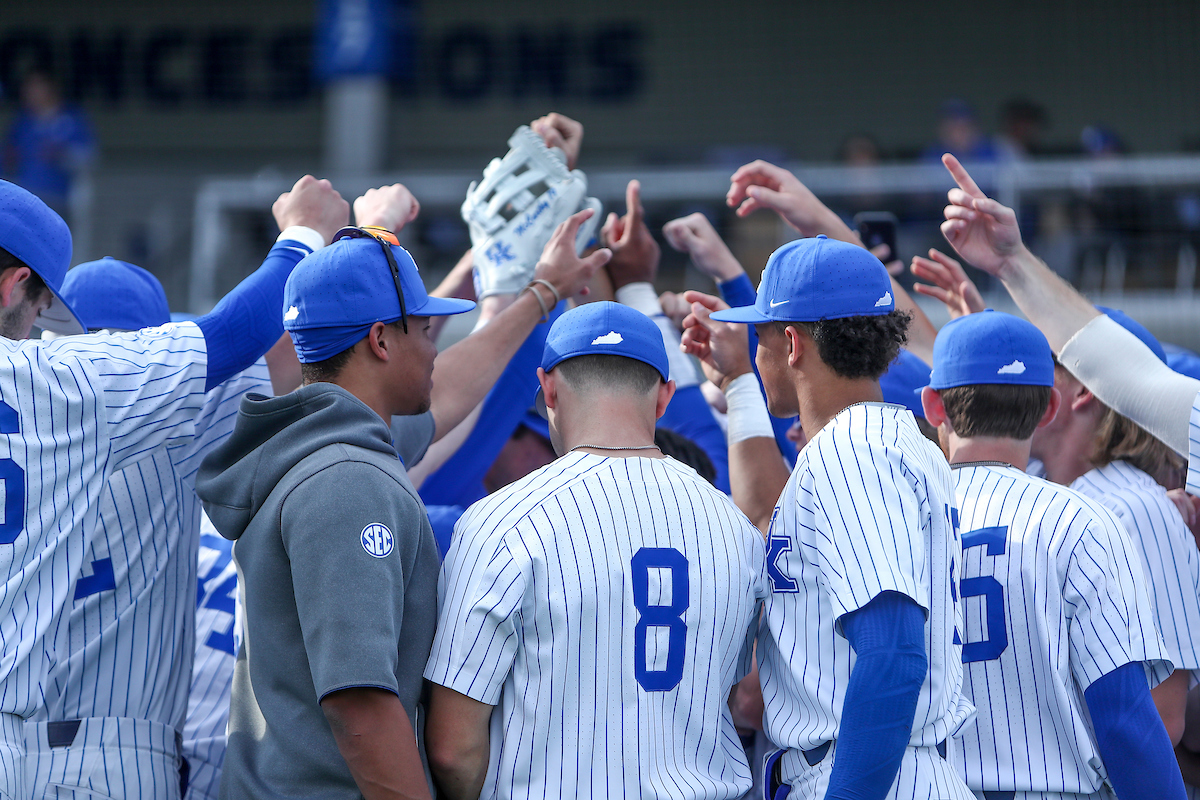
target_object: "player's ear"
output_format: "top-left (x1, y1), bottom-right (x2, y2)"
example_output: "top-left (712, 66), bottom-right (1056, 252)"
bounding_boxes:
top-left (537, 367), bottom-right (557, 411)
top-left (365, 321), bottom-right (390, 362)
top-left (654, 379), bottom-right (676, 420)
top-left (0, 265), bottom-right (32, 309)
top-left (921, 387), bottom-right (948, 430)
top-left (1038, 387), bottom-right (1063, 429)
top-left (783, 324), bottom-right (805, 368)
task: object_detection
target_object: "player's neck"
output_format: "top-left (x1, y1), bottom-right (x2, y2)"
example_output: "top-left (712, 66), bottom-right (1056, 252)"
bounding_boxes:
top-left (556, 399), bottom-right (662, 459)
top-left (947, 435), bottom-right (1032, 471)
top-left (796, 377), bottom-right (883, 440)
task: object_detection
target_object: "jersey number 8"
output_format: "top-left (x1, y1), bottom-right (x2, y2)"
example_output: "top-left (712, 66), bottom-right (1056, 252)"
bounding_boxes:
top-left (631, 547), bottom-right (689, 692)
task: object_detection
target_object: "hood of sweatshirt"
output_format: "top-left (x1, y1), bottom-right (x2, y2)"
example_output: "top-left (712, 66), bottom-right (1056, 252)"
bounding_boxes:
top-left (196, 382), bottom-right (398, 541)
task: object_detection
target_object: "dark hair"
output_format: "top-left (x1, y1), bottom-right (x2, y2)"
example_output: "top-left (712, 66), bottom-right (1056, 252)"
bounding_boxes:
top-left (0, 248), bottom-right (50, 305)
top-left (938, 383), bottom-right (1052, 440)
top-left (776, 310), bottom-right (911, 380)
top-left (297, 319), bottom-right (404, 384)
top-left (554, 354), bottom-right (662, 395)
top-left (654, 427), bottom-right (717, 485)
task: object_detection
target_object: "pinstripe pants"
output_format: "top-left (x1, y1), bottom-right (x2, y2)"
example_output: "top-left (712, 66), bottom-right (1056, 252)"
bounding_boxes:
top-left (780, 740), bottom-right (976, 800)
top-left (0, 713), bottom-right (24, 800)
top-left (24, 717), bottom-right (182, 800)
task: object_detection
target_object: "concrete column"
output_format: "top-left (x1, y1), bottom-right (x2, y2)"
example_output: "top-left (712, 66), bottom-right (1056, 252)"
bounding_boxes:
top-left (324, 75), bottom-right (388, 175)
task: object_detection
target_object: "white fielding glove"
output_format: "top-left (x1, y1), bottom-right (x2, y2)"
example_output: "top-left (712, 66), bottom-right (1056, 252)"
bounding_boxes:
top-left (462, 125), bottom-right (602, 299)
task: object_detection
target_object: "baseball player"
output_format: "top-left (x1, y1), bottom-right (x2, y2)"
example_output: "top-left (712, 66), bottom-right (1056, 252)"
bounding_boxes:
top-left (930, 154), bottom-right (1200, 506)
top-left (423, 300), bottom-right (767, 800)
top-left (195, 210), bottom-right (606, 799)
top-left (0, 175), bottom-right (345, 800)
top-left (703, 235), bottom-right (974, 800)
top-left (182, 515), bottom-right (239, 800)
top-left (23, 256), bottom-right (273, 799)
top-left (921, 309), bottom-right (1184, 800)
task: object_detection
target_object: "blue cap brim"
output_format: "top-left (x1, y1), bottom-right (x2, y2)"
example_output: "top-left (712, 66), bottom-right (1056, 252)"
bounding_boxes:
top-left (410, 297), bottom-right (476, 317)
top-left (710, 305), bottom-right (771, 324)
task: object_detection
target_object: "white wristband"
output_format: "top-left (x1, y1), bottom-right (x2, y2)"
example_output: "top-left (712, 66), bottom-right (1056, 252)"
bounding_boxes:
top-left (276, 226), bottom-right (326, 252)
top-left (614, 282), bottom-right (661, 316)
top-left (723, 372), bottom-right (774, 444)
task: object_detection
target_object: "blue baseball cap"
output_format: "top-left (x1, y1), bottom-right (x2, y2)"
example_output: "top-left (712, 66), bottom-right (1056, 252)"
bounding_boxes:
top-left (1095, 306), bottom-right (1166, 364)
top-left (710, 235), bottom-right (894, 324)
top-left (0, 180), bottom-right (84, 334)
top-left (283, 236), bottom-right (475, 363)
top-left (59, 257), bottom-right (171, 331)
top-left (536, 301), bottom-right (669, 415)
top-left (880, 348), bottom-right (932, 419)
top-left (929, 310), bottom-right (1054, 390)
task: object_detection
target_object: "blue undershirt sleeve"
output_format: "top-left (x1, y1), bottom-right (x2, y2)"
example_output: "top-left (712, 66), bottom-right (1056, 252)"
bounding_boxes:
top-left (196, 240), bottom-right (310, 392)
top-left (657, 384), bottom-right (730, 492)
top-left (826, 591), bottom-right (928, 800)
top-left (418, 301), bottom-right (564, 508)
top-left (717, 274), bottom-right (797, 466)
top-left (1084, 661), bottom-right (1186, 800)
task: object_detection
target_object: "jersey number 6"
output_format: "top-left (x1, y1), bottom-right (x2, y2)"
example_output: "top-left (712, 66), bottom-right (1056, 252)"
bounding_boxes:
top-left (0, 401), bottom-right (25, 545)
top-left (631, 547), bottom-right (689, 692)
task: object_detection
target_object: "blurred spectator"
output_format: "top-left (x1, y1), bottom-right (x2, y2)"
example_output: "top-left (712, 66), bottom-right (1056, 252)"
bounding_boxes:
top-left (4, 70), bottom-right (95, 219)
top-left (1081, 125), bottom-right (1125, 158)
top-left (995, 98), bottom-right (1048, 161)
top-left (839, 134), bottom-right (882, 166)
top-left (921, 99), bottom-right (1000, 163)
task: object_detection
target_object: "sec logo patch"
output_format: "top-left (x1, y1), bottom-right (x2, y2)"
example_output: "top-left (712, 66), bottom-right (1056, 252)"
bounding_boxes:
top-left (361, 523), bottom-right (394, 558)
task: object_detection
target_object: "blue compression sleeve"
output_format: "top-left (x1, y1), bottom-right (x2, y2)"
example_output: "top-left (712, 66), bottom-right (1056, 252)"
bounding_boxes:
top-left (196, 240), bottom-right (310, 392)
top-left (717, 274), bottom-right (797, 466)
top-left (424, 504), bottom-right (466, 560)
top-left (658, 385), bottom-right (730, 492)
top-left (826, 591), bottom-right (927, 800)
top-left (1084, 662), bottom-right (1186, 800)
top-left (418, 301), bottom-right (564, 508)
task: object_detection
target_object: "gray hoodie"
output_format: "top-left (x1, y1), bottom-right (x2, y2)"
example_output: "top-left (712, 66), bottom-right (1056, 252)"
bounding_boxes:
top-left (196, 382), bottom-right (440, 800)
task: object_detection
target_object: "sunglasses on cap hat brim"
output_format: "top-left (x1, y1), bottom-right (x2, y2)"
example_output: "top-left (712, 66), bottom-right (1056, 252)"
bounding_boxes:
top-left (330, 226), bottom-right (409, 334)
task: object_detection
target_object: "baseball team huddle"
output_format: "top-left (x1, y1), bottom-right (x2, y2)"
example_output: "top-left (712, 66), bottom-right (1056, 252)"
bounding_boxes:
top-left (0, 111), bottom-right (1196, 800)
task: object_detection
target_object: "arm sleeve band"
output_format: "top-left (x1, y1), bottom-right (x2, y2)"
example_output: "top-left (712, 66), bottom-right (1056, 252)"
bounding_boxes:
top-left (723, 372), bottom-right (775, 444)
top-left (196, 239), bottom-right (312, 392)
top-left (615, 282), bottom-right (701, 388)
top-left (825, 591), bottom-right (928, 800)
top-left (657, 384), bottom-right (731, 493)
top-left (1058, 314), bottom-right (1199, 456)
top-left (717, 274), bottom-right (798, 466)
top-left (1084, 661), bottom-right (1187, 800)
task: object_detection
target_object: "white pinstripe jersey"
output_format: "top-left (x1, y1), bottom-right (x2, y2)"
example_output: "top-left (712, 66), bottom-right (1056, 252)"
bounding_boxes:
top-left (0, 323), bottom-right (207, 719)
top-left (757, 403), bottom-right (973, 765)
top-left (1072, 460), bottom-right (1200, 678)
top-left (182, 516), bottom-right (238, 800)
top-left (1189, 390), bottom-right (1200, 496)
top-left (952, 463), bottom-right (1173, 795)
top-left (37, 359), bottom-right (269, 729)
top-left (425, 452), bottom-right (767, 800)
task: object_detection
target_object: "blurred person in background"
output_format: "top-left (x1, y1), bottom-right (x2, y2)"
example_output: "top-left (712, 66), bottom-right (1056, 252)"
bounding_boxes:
top-left (995, 98), bottom-right (1048, 161)
top-left (921, 99), bottom-right (999, 164)
top-left (3, 70), bottom-right (94, 221)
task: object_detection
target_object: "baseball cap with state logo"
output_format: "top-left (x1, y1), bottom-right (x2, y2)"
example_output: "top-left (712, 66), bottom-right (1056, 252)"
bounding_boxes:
top-left (711, 234), bottom-right (894, 324)
top-left (535, 301), bottom-right (669, 416)
top-left (929, 310), bottom-right (1054, 390)
top-left (0, 180), bottom-right (85, 334)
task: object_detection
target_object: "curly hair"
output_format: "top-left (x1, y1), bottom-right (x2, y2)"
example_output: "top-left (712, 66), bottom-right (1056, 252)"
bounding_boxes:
top-left (777, 310), bottom-right (911, 380)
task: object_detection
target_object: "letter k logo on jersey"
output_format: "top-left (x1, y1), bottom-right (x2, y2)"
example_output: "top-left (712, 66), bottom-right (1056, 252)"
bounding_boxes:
top-left (765, 510), bottom-right (798, 593)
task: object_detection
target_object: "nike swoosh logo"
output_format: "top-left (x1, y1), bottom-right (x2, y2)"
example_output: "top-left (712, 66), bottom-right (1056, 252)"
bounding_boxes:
top-left (769, 299), bottom-right (788, 308)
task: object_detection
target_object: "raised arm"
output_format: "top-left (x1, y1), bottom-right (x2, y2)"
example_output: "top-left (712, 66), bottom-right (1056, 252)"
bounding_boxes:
top-left (429, 210), bottom-right (609, 439)
top-left (938, 154), bottom-right (1200, 457)
top-left (681, 290), bottom-right (788, 533)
